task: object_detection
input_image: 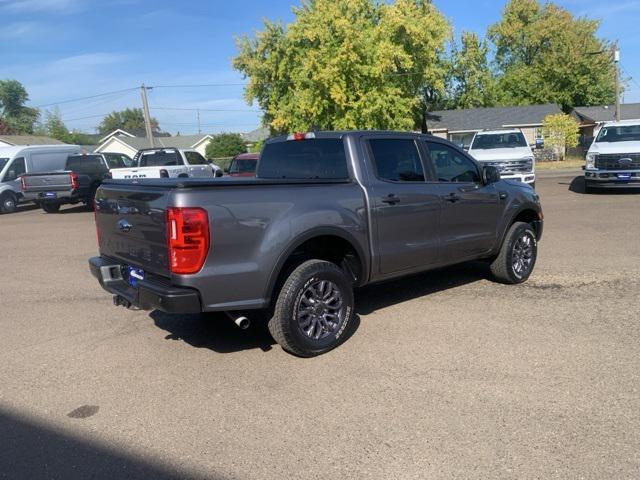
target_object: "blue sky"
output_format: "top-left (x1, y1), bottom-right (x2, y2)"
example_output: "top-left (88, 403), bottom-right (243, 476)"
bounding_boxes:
top-left (1, 0), bottom-right (639, 135)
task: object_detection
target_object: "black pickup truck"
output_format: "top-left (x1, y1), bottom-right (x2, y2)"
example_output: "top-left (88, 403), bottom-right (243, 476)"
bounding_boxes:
top-left (90, 131), bottom-right (543, 357)
top-left (21, 153), bottom-right (132, 213)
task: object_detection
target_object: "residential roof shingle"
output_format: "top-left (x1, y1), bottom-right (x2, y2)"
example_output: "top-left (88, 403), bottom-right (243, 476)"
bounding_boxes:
top-left (425, 103), bottom-right (563, 132)
top-left (112, 135), bottom-right (210, 150)
top-left (0, 135), bottom-right (66, 146)
top-left (573, 103), bottom-right (640, 123)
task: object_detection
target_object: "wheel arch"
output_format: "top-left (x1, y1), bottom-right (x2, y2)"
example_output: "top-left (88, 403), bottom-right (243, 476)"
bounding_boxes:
top-left (263, 227), bottom-right (369, 307)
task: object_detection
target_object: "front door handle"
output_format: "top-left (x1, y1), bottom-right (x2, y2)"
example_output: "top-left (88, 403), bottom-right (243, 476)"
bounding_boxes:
top-left (443, 192), bottom-right (462, 203)
top-left (381, 194), bottom-right (401, 205)
top-left (499, 191), bottom-right (508, 200)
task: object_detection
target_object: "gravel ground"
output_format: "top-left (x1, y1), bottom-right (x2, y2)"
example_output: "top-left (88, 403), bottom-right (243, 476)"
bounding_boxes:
top-left (0, 173), bottom-right (638, 479)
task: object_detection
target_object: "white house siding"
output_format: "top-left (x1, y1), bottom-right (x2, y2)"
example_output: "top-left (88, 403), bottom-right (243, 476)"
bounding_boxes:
top-left (95, 137), bottom-right (138, 158)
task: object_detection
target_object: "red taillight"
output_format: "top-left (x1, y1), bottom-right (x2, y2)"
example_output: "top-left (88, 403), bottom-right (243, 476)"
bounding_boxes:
top-left (20, 176), bottom-right (26, 192)
top-left (166, 207), bottom-right (209, 274)
top-left (70, 172), bottom-right (79, 190)
top-left (292, 132), bottom-right (305, 141)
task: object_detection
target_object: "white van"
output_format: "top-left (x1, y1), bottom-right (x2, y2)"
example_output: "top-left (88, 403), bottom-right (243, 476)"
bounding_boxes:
top-left (0, 144), bottom-right (82, 213)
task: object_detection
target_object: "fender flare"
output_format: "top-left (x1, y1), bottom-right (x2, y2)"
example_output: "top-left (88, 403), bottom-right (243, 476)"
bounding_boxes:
top-left (263, 226), bottom-right (370, 304)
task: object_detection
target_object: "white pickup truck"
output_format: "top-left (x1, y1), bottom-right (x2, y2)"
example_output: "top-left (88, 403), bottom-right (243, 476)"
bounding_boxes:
top-left (110, 148), bottom-right (223, 180)
top-left (584, 120), bottom-right (640, 192)
top-left (468, 129), bottom-right (536, 188)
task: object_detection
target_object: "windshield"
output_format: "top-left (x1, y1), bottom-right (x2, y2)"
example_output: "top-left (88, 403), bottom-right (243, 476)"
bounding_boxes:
top-left (0, 158), bottom-right (8, 173)
top-left (105, 154), bottom-right (131, 169)
top-left (595, 125), bottom-right (640, 143)
top-left (471, 132), bottom-right (528, 149)
top-left (230, 159), bottom-right (258, 173)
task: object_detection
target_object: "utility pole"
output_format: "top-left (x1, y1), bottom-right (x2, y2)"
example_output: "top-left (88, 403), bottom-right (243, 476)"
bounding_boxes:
top-left (613, 42), bottom-right (621, 122)
top-left (197, 109), bottom-right (201, 134)
top-left (140, 83), bottom-right (154, 147)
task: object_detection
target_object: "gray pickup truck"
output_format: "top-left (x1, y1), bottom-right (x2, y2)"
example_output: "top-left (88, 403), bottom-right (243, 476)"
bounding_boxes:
top-left (89, 131), bottom-right (543, 357)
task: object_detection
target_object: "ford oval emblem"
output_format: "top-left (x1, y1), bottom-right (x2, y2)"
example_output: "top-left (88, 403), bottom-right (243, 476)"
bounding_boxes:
top-left (117, 219), bottom-right (133, 233)
top-left (619, 157), bottom-right (633, 163)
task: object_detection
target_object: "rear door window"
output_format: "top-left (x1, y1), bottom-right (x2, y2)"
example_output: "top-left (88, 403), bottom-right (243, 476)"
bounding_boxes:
top-left (184, 151), bottom-right (208, 165)
top-left (425, 142), bottom-right (480, 183)
top-left (368, 138), bottom-right (425, 182)
top-left (258, 139), bottom-right (348, 179)
top-left (139, 150), bottom-right (182, 167)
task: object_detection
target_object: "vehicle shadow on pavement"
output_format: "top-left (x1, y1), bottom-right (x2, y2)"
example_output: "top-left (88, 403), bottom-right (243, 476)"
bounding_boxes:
top-left (0, 408), bottom-right (218, 480)
top-left (355, 262), bottom-right (489, 315)
top-left (565, 176), bottom-right (640, 195)
top-left (149, 264), bottom-right (485, 355)
top-left (150, 311), bottom-right (278, 354)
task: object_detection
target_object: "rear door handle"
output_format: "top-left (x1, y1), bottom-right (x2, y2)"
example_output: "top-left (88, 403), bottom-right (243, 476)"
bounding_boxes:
top-left (443, 193), bottom-right (462, 203)
top-left (381, 194), bottom-right (401, 205)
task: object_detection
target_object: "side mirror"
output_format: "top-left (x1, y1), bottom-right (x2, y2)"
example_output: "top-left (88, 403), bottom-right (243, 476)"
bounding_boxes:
top-left (483, 165), bottom-right (501, 184)
top-left (215, 169), bottom-right (223, 178)
top-left (535, 139), bottom-right (544, 150)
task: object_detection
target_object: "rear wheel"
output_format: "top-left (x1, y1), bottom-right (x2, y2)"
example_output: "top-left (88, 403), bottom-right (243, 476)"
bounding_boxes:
top-left (490, 222), bottom-right (537, 284)
top-left (268, 260), bottom-right (355, 357)
top-left (41, 202), bottom-right (61, 213)
top-left (0, 192), bottom-right (18, 214)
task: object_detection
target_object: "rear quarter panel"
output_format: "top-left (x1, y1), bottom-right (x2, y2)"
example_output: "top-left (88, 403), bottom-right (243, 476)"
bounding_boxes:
top-left (170, 182), bottom-right (369, 311)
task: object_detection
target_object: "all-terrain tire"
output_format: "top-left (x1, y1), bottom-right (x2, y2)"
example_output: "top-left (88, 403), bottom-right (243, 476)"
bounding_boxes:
top-left (268, 260), bottom-right (354, 357)
top-left (490, 222), bottom-right (538, 284)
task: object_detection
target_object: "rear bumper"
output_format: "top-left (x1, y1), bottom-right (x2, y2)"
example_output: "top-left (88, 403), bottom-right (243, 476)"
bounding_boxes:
top-left (89, 256), bottom-right (202, 314)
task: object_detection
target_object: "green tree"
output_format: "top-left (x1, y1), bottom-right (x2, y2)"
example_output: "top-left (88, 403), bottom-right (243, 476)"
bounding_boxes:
top-left (234, 0), bottom-right (450, 133)
top-left (98, 108), bottom-right (160, 134)
top-left (449, 31), bottom-right (496, 109)
top-left (35, 109), bottom-right (94, 145)
top-left (205, 133), bottom-right (247, 159)
top-left (248, 139), bottom-right (264, 153)
top-left (488, 0), bottom-right (616, 110)
top-left (0, 79), bottom-right (39, 134)
top-left (542, 113), bottom-right (579, 160)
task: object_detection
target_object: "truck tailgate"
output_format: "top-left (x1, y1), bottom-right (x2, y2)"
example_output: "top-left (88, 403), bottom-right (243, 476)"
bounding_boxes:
top-left (95, 184), bottom-right (171, 277)
top-left (22, 172), bottom-right (72, 193)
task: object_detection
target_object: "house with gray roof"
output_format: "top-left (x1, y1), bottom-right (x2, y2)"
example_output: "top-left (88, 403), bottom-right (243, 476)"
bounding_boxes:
top-left (572, 103), bottom-right (640, 139)
top-left (425, 103), bottom-right (564, 148)
top-left (95, 133), bottom-right (215, 159)
top-left (0, 135), bottom-right (66, 147)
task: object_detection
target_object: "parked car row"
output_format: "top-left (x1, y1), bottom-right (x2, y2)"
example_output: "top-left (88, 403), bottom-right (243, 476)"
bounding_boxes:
top-left (0, 145), bottom-right (258, 214)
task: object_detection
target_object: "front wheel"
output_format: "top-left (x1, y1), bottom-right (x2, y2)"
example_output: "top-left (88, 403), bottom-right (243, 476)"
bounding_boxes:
top-left (268, 260), bottom-right (355, 357)
top-left (1, 193), bottom-right (18, 214)
top-left (490, 222), bottom-right (538, 284)
top-left (41, 202), bottom-right (61, 213)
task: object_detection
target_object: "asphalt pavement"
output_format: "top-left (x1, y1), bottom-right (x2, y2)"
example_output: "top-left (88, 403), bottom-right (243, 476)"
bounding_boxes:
top-left (0, 172), bottom-right (638, 479)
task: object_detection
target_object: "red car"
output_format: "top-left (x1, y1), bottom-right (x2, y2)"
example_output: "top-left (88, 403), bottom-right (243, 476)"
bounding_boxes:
top-left (227, 153), bottom-right (259, 177)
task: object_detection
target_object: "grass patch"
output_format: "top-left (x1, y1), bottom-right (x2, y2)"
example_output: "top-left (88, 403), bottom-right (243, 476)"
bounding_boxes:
top-left (536, 158), bottom-right (584, 170)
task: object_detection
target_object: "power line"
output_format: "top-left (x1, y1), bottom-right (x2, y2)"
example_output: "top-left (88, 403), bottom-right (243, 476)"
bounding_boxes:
top-left (620, 63), bottom-right (640, 91)
top-left (34, 87), bottom-right (139, 108)
top-left (149, 83), bottom-right (247, 89)
top-left (151, 106), bottom-right (261, 113)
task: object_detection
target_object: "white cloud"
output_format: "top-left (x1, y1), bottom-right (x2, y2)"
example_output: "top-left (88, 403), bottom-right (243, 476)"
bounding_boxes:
top-left (0, 0), bottom-right (82, 13)
top-left (0, 21), bottom-right (38, 38)
top-left (49, 52), bottom-right (131, 69)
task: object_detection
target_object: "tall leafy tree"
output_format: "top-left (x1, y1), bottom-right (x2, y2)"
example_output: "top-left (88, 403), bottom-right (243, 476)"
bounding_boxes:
top-left (542, 113), bottom-right (579, 160)
top-left (0, 79), bottom-right (39, 134)
top-left (488, 0), bottom-right (616, 109)
top-left (234, 0), bottom-right (450, 132)
top-left (98, 108), bottom-right (160, 135)
top-left (449, 32), bottom-right (496, 109)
